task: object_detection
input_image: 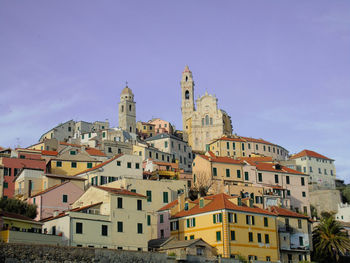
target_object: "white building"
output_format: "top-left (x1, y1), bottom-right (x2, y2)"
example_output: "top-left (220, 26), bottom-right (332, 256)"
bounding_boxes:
top-left (336, 203), bottom-right (350, 222)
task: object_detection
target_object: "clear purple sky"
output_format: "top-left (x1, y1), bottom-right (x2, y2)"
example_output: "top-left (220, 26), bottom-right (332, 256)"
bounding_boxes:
top-left (0, 1), bottom-right (349, 182)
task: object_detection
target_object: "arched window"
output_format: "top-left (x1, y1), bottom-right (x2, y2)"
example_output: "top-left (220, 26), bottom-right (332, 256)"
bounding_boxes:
top-left (121, 105), bottom-right (124, 112)
top-left (129, 105), bottom-right (132, 111)
top-left (210, 118), bottom-right (213, 125)
top-left (129, 126), bottom-right (132, 132)
top-left (205, 115), bottom-right (209, 125)
top-left (185, 76), bottom-right (188, 82)
top-left (202, 118), bottom-right (204, 126)
top-left (185, 90), bottom-right (190, 100)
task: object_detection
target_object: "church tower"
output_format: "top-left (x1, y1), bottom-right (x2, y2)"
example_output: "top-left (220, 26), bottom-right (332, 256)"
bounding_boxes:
top-left (181, 66), bottom-right (195, 140)
top-left (118, 85), bottom-right (136, 133)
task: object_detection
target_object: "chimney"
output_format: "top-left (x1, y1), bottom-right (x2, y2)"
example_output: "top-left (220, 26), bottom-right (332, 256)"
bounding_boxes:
top-left (178, 193), bottom-right (185, 212)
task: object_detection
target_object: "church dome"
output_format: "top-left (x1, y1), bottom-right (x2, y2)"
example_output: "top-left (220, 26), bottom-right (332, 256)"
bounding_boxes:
top-left (121, 86), bottom-right (133, 96)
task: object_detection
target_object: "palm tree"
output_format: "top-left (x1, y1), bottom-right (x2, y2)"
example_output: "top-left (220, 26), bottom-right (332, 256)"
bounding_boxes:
top-left (312, 215), bottom-right (350, 262)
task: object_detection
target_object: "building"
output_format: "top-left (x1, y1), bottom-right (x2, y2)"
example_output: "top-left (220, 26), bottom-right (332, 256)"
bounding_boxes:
top-left (43, 186), bottom-right (148, 250)
top-left (136, 122), bottom-right (156, 140)
top-left (270, 206), bottom-right (312, 262)
top-left (145, 133), bottom-right (193, 172)
top-left (148, 118), bottom-right (174, 135)
top-left (181, 66), bottom-right (232, 152)
top-left (209, 135), bottom-right (289, 161)
top-left (164, 193), bottom-right (279, 260)
top-left (0, 155), bottom-right (46, 199)
top-left (75, 154), bottom-right (143, 186)
top-left (106, 178), bottom-right (188, 240)
top-left (27, 181), bottom-right (85, 221)
top-left (290, 149), bottom-right (336, 190)
top-left (118, 85), bottom-right (136, 133)
top-left (336, 203), bottom-right (350, 222)
top-left (143, 159), bottom-right (180, 180)
top-left (133, 142), bottom-right (174, 163)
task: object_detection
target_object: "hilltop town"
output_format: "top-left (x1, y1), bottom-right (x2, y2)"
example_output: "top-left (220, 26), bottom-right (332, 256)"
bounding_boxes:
top-left (0, 66), bottom-right (349, 262)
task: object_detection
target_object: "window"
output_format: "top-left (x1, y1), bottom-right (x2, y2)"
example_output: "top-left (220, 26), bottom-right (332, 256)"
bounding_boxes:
top-left (303, 166), bottom-right (306, 173)
top-left (184, 203), bottom-right (189, 211)
top-left (205, 115), bottom-right (209, 125)
top-left (246, 215), bottom-right (255, 225)
top-left (213, 167), bottom-right (217, 176)
top-left (4, 182), bottom-right (8, 189)
top-left (117, 161), bottom-right (121, 166)
top-left (163, 192), bottom-right (168, 203)
top-left (263, 145), bottom-right (266, 151)
top-left (265, 234), bottom-right (270, 244)
top-left (160, 214), bottom-right (164, 223)
top-left (170, 221), bottom-right (179, 231)
top-left (165, 141), bottom-right (168, 148)
top-left (226, 142), bottom-right (230, 149)
top-left (248, 232), bottom-right (253, 242)
top-left (102, 132), bottom-right (105, 138)
top-left (228, 213), bottom-right (237, 223)
top-left (186, 218), bottom-right (196, 228)
top-left (213, 213), bottom-right (222, 223)
top-left (76, 222), bottom-right (83, 234)
top-left (147, 215), bottom-right (151, 226)
top-left (56, 161), bottom-right (62, 167)
top-left (309, 166), bottom-right (313, 173)
top-left (199, 199), bottom-right (204, 208)
top-left (298, 219), bottom-right (302, 229)
top-left (117, 197), bottom-right (123, 208)
top-left (137, 200), bottom-right (142, 210)
top-left (266, 256), bottom-right (271, 261)
top-left (242, 143), bottom-right (245, 151)
top-left (20, 155), bottom-right (25, 159)
top-left (299, 236), bottom-right (304, 246)
top-left (286, 176), bottom-right (290, 184)
top-left (62, 194), bottom-right (68, 203)
top-left (71, 162), bottom-right (77, 168)
top-left (117, 221), bottom-right (123, 232)
top-left (137, 223), bottom-right (143, 234)
top-left (216, 231), bottom-right (221, 242)
top-left (258, 173), bottom-right (262, 182)
top-left (87, 163), bottom-right (92, 169)
top-left (257, 233), bottom-right (262, 243)
top-left (185, 90), bottom-right (190, 99)
top-left (70, 150), bottom-right (76, 155)
top-left (146, 191), bottom-right (152, 202)
top-left (127, 162), bottom-right (132, 168)
top-left (256, 144), bottom-right (258, 150)
top-left (274, 174), bottom-right (279, 184)
top-left (135, 163), bottom-right (140, 169)
top-left (287, 190), bottom-right (291, 196)
top-left (230, 231), bottom-right (236, 241)
top-left (318, 168), bottom-right (321, 174)
top-left (226, 169), bottom-right (230, 177)
top-left (302, 192), bottom-right (306, 197)
top-left (301, 177), bottom-right (305, 186)
top-left (237, 170), bottom-right (241, 178)
top-left (303, 206), bottom-right (308, 214)
top-left (264, 217), bottom-right (268, 227)
top-left (331, 170), bottom-right (333, 176)
top-left (101, 225), bottom-right (108, 236)
top-left (244, 171), bottom-right (249, 181)
top-left (33, 197), bottom-right (36, 204)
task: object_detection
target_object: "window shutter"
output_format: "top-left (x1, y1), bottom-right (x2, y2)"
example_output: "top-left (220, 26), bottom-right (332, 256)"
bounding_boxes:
top-left (219, 213), bottom-right (222, 223)
top-left (193, 218), bottom-right (196, 227)
top-left (187, 219), bottom-right (190, 228)
top-left (213, 214), bottom-right (216, 223)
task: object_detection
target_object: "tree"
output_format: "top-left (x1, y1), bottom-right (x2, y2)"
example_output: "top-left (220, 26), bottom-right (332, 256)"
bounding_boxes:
top-left (0, 198), bottom-right (37, 219)
top-left (189, 171), bottom-right (219, 200)
top-left (341, 185), bottom-right (350, 203)
top-left (312, 215), bottom-right (350, 262)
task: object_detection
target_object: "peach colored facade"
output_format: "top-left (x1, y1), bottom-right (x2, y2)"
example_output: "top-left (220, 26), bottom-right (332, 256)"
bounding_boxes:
top-left (28, 181), bottom-right (84, 220)
top-left (148, 118), bottom-right (174, 135)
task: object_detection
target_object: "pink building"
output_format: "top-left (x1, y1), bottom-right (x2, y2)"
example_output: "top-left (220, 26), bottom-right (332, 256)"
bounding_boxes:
top-left (27, 181), bottom-right (84, 221)
top-left (157, 200), bottom-right (178, 238)
top-left (148, 118), bottom-right (174, 135)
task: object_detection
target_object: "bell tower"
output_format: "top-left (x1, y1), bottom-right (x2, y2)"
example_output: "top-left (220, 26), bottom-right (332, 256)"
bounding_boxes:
top-left (181, 65), bottom-right (195, 139)
top-left (118, 84), bottom-right (136, 133)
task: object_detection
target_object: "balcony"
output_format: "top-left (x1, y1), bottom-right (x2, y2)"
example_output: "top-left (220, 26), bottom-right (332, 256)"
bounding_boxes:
top-left (278, 226), bottom-right (294, 233)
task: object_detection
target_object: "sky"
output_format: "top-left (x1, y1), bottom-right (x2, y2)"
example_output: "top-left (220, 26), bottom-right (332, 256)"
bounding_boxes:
top-left (0, 1), bottom-right (349, 183)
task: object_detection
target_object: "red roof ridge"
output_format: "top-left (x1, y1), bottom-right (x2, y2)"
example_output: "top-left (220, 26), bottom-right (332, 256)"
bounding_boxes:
top-left (158, 199), bottom-right (179, 212)
top-left (270, 206), bottom-right (309, 219)
top-left (291, 149), bottom-right (332, 160)
top-left (30, 181), bottom-right (70, 198)
top-left (94, 186), bottom-right (146, 198)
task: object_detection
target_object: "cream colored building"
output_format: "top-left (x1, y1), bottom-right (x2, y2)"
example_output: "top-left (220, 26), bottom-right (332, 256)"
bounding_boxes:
top-left (133, 142), bottom-right (174, 163)
top-left (145, 133), bottom-right (193, 172)
top-left (181, 66), bottom-right (232, 152)
top-left (209, 135), bottom-right (289, 161)
top-left (336, 203), bottom-right (350, 222)
top-left (43, 186), bottom-right (148, 250)
top-left (75, 154), bottom-right (143, 187)
top-left (106, 177), bottom-right (188, 240)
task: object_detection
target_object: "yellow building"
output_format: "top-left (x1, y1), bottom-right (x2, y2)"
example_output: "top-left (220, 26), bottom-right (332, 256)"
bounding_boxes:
top-left (209, 135), bottom-right (288, 161)
top-left (136, 121), bottom-right (156, 139)
top-left (166, 193), bottom-right (279, 261)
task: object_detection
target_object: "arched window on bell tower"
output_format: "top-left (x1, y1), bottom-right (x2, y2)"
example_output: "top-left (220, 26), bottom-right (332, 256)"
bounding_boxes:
top-left (186, 76), bottom-right (188, 82)
top-left (185, 90), bottom-right (190, 100)
top-left (205, 115), bottom-right (209, 125)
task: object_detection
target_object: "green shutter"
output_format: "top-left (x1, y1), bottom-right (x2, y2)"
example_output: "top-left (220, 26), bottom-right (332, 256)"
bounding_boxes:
top-left (147, 215), bottom-right (151, 226)
top-left (213, 214), bottom-right (216, 223)
top-left (193, 218), bottom-right (196, 227)
top-left (187, 219), bottom-right (190, 228)
top-left (219, 213), bottom-right (222, 223)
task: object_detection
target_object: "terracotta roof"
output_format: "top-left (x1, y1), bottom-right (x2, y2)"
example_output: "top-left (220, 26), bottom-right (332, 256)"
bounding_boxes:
top-left (290, 149), bottom-right (333, 161)
top-left (238, 156), bottom-right (274, 163)
top-left (0, 146), bottom-right (3, 151)
top-left (74, 154), bottom-right (123, 176)
top-left (172, 193), bottom-right (275, 218)
top-left (199, 154), bottom-right (244, 165)
top-left (95, 186), bottom-right (146, 198)
top-left (59, 142), bottom-right (82, 148)
top-left (254, 163), bottom-right (305, 175)
top-left (270, 206), bottom-right (309, 219)
top-left (30, 181), bottom-right (69, 198)
top-left (152, 160), bottom-right (178, 168)
top-left (240, 136), bottom-right (274, 145)
top-left (70, 202), bottom-right (103, 212)
top-left (41, 150), bottom-right (58, 156)
top-left (158, 200), bottom-right (178, 211)
top-left (0, 211), bottom-right (41, 223)
top-left (85, 148), bottom-right (106, 157)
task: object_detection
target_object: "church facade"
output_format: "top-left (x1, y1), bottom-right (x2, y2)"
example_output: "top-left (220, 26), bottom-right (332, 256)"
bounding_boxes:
top-left (181, 66), bottom-right (233, 152)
